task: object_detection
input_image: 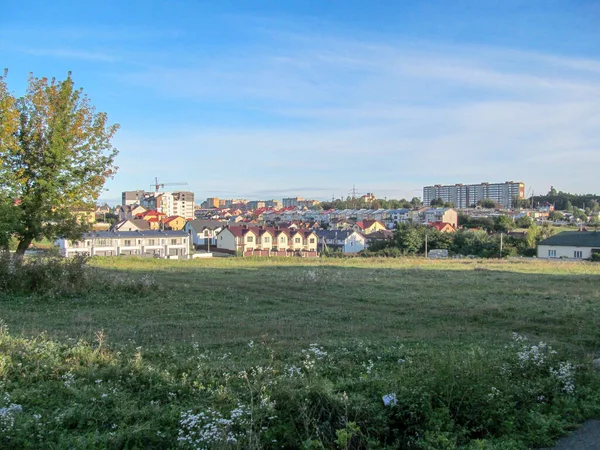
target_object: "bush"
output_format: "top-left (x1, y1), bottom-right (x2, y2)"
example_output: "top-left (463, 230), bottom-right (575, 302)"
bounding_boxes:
top-left (591, 253), bottom-right (600, 262)
top-left (0, 252), bottom-right (159, 297)
top-left (0, 330), bottom-right (598, 448)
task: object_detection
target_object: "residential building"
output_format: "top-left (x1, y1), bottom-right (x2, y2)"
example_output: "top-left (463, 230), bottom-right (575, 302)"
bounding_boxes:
top-left (365, 230), bottom-right (394, 246)
top-left (122, 190), bottom-right (145, 206)
top-left (315, 230), bottom-right (367, 253)
top-left (56, 230), bottom-right (190, 258)
top-left (117, 205), bottom-right (147, 221)
top-left (422, 208), bottom-right (458, 229)
top-left (215, 226), bottom-right (318, 256)
top-left (387, 209), bottom-right (411, 228)
top-left (141, 191), bottom-right (195, 219)
top-left (423, 181), bottom-right (525, 209)
top-left (537, 231), bottom-right (600, 260)
top-left (354, 219), bottom-right (386, 234)
top-left (265, 199), bottom-right (282, 209)
top-left (203, 197), bottom-right (220, 208)
top-left (185, 219), bottom-right (226, 247)
top-left (247, 200), bottom-right (266, 210)
top-left (283, 197), bottom-right (304, 208)
top-left (162, 215), bottom-right (187, 231)
top-left (427, 221), bottom-right (457, 233)
top-left (136, 209), bottom-right (166, 230)
top-left (172, 192), bottom-right (195, 219)
top-left (113, 218), bottom-right (150, 232)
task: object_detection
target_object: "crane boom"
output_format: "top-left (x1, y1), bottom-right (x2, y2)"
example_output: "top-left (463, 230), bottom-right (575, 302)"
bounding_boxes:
top-left (150, 177), bottom-right (189, 192)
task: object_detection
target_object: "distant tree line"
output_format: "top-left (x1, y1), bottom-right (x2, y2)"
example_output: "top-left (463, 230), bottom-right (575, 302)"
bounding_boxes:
top-left (526, 188), bottom-right (600, 212)
top-left (319, 197), bottom-right (422, 211)
top-left (362, 219), bottom-right (556, 258)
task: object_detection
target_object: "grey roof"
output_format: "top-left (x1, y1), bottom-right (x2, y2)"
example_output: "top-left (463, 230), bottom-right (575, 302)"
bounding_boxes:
top-left (315, 230), bottom-right (358, 240)
top-left (186, 219), bottom-right (226, 231)
top-left (130, 219), bottom-right (150, 230)
top-left (81, 230), bottom-right (188, 238)
top-left (539, 231), bottom-right (600, 247)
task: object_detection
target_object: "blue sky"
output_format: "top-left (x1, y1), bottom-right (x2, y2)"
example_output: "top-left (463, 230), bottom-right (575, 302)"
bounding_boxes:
top-left (2, 1), bottom-right (600, 204)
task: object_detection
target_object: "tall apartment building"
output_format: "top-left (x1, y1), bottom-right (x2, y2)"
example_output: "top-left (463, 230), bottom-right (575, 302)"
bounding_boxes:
top-left (283, 197), bottom-right (304, 208)
top-left (140, 191), bottom-right (195, 219)
top-left (203, 197), bottom-right (220, 208)
top-left (283, 197), bottom-right (320, 208)
top-left (423, 181), bottom-right (525, 209)
top-left (122, 190), bottom-right (145, 206)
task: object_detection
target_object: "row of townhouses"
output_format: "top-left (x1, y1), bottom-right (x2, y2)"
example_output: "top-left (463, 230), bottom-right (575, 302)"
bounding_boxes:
top-left (57, 231), bottom-right (190, 258)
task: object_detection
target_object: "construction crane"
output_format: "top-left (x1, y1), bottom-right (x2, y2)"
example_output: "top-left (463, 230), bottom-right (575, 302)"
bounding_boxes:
top-left (150, 177), bottom-right (188, 193)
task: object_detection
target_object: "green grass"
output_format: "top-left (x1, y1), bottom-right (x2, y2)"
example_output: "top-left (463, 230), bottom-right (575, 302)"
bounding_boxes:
top-left (3, 257), bottom-right (600, 351)
top-left (1, 257), bottom-right (600, 448)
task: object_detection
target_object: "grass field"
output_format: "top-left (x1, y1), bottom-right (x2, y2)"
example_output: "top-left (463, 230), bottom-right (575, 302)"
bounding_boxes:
top-left (2, 257), bottom-right (600, 448)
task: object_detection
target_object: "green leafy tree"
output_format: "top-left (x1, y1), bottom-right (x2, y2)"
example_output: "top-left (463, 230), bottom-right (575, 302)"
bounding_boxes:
top-left (477, 199), bottom-right (496, 208)
top-left (410, 197), bottom-right (422, 208)
top-left (572, 208), bottom-right (588, 222)
top-left (548, 211), bottom-right (564, 221)
top-left (515, 215), bottom-right (533, 229)
top-left (0, 71), bottom-right (119, 254)
top-left (494, 215), bottom-right (515, 233)
top-left (430, 198), bottom-right (445, 207)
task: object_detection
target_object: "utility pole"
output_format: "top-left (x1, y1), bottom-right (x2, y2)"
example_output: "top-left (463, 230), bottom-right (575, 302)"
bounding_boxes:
top-left (425, 233), bottom-right (428, 258)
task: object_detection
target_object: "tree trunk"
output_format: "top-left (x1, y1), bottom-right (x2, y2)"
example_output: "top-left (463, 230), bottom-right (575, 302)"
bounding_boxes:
top-left (15, 236), bottom-right (33, 255)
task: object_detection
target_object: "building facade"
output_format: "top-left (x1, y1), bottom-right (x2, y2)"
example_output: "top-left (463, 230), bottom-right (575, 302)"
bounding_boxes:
top-left (56, 230), bottom-right (190, 258)
top-left (423, 181), bottom-right (525, 209)
top-left (122, 190), bottom-right (145, 206)
top-left (140, 191), bottom-right (195, 219)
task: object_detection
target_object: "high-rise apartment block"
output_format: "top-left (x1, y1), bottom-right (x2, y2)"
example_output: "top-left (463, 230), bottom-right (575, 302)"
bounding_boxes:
top-left (138, 191), bottom-right (195, 219)
top-left (423, 181), bottom-right (525, 209)
top-left (122, 190), bottom-right (145, 206)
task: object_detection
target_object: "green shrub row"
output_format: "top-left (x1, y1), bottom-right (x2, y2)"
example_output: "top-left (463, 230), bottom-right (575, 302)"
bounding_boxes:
top-left (1, 327), bottom-right (599, 449)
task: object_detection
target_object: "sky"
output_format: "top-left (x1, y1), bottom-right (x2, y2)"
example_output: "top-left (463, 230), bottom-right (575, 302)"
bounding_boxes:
top-left (2, 0), bottom-right (600, 205)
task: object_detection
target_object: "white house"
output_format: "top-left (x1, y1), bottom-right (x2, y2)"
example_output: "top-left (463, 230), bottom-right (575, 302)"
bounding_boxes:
top-left (315, 230), bottom-right (366, 253)
top-left (184, 219), bottom-right (226, 247)
top-left (56, 230), bottom-right (190, 258)
top-left (537, 231), bottom-right (600, 260)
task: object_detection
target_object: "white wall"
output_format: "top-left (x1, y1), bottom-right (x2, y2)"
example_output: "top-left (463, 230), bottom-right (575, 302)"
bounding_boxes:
top-left (217, 229), bottom-right (237, 251)
top-left (538, 245), bottom-right (596, 260)
top-left (343, 232), bottom-right (366, 253)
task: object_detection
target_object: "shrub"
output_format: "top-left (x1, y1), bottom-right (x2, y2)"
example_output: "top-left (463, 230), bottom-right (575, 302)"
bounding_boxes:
top-left (0, 252), bottom-right (158, 297)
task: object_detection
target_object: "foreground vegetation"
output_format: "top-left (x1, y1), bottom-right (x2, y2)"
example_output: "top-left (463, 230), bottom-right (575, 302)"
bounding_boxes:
top-left (1, 256), bottom-right (600, 448)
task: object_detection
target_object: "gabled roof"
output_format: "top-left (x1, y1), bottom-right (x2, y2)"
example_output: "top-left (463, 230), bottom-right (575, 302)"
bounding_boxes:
top-left (356, 219), bottom-right (384, 230)
top-left (539, 231), bottom-right (600, 247)
top-left (314, 230), bottom-right (361, 240)
top-left (187, 219), bottom-right (226, 231)
top-left (365, 230), bottom-right (394, 240)
top-left (162, 215), bottom-right (185, 224)
top-left (428, 221), bottom-right (456, 231)
top-left (224, 225), bottom-right (259, 238)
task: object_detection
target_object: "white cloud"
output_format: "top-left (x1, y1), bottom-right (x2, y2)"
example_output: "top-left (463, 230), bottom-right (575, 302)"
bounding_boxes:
top-left (103, 23), bottom-right (600, 198)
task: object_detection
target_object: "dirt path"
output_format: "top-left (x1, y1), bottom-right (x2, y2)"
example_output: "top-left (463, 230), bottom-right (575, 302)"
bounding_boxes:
top-left (544, 420), bottom-right (600, 450)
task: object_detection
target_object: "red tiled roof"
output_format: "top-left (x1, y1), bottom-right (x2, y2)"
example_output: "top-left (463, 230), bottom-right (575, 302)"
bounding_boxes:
top-left (428, 221), bottom-right (456, 231)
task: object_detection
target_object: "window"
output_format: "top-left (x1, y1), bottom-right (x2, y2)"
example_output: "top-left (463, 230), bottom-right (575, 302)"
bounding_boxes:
top-left (309, 238), bottom-right (315, 244)
top-left (295, 238), bottom-right (301, 243)
top-left (123, 240), bottom-right (132, 246)
top-left (280, 237), bottom-right (285, 242)
top-left (148, 239), bottom-right (155, 246)
top-left (574, 250), bottom-right (583, 259)
top-left (548, 249), bottom-right (556, 258)
top-left (264, 237), bottom-right (270, 243)
top-left (171, 239), bottom-right (178, 245)
top-left (247, 236), bottom-right (254, 242)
